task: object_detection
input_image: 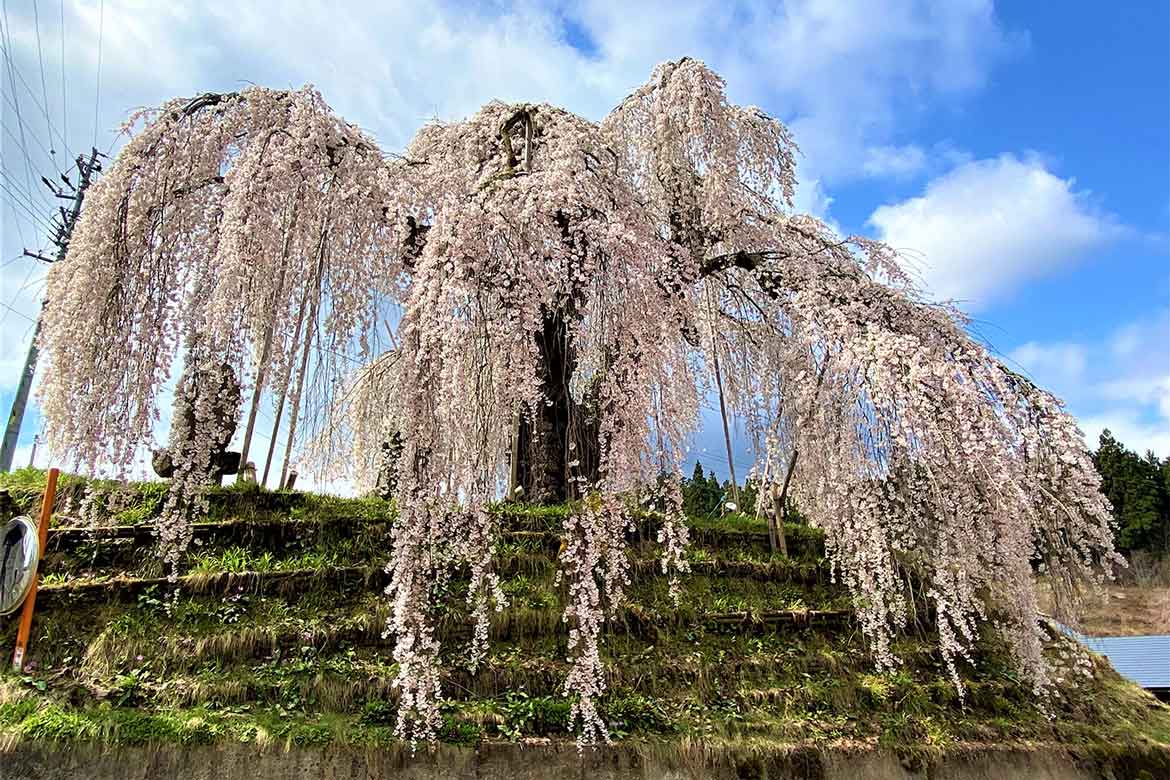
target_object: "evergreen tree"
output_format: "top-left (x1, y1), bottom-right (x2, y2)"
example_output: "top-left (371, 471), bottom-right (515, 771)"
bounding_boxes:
top-left (682, 461), bottom-right (722, 517)
top-left (1093, 430), bottom-right (1169, 556)
top-left (738, 477), bottom-right (760, 515)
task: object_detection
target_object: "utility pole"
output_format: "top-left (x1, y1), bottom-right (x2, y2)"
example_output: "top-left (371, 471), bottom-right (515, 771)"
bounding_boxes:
top-left (0, 149), bottom-right (101, 472)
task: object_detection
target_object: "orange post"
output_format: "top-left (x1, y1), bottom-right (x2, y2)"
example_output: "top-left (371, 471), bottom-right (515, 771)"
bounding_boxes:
top-left (12, 467), bottom-right (58, 671)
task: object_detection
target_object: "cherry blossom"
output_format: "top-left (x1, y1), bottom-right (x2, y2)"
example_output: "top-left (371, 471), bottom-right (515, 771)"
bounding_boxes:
top-left (38, 59), bottom-right (1119, 745)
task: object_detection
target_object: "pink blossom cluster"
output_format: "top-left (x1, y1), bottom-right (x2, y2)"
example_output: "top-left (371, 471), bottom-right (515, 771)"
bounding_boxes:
top-left (39, 86), bottom-right (405, 568)
top-left (38, 60), bottom-right (1119, 745)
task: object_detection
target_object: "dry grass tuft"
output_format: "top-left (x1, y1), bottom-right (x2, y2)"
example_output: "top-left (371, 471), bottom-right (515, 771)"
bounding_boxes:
top-left (1038, 579), bottom-right (1170, 636)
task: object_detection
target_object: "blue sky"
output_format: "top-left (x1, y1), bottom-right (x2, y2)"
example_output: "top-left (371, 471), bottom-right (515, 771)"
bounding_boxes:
top-left (1, 1), bottom-right (1167, 486)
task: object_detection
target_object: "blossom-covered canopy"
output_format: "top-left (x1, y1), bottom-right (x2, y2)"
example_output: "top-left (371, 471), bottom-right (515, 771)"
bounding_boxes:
top-left (38, 59), bottom-right (1118, 744)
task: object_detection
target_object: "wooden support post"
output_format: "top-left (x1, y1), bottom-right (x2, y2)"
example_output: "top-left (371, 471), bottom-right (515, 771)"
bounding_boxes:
top-left (712, 347), bottom-right (739, 509)
top-left (239, 197), bottom-right (301, 481)
top-left (12, 467), bottom-right (58, 671)
top-left (261, 287), bottom-right (311, 487)
top-left (769, 482), bottom-right (788, 558)
top-left (773, 448), bottom-right (798, 558)
top-left (705, 285), bottom-right (739, 509)
top-left (507, 411), bottom-right (521, 500)
top-left (278, 238), bottom-right (326, 491)
top-left (766, 483), bottom-right (778, 554)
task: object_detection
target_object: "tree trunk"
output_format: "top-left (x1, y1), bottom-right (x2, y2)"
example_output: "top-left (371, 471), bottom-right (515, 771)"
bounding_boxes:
top-left (515, 307), bottom-right (599, 504)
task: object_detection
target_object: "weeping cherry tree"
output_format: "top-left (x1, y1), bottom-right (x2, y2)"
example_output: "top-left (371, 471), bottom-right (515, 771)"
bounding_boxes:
top-left (37, 59), bottom-right (1119, 745)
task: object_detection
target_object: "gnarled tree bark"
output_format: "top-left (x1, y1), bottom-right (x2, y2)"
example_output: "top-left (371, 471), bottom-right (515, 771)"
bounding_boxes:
top-left (514, 307), bottom-right (600, 504)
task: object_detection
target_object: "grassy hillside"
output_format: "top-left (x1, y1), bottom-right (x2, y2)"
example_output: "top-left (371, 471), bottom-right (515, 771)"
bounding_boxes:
top-left (0, 468), bottom-right (1167, 773)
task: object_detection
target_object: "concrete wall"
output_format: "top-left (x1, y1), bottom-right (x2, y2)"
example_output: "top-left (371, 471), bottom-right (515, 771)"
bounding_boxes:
top-left (1, 741), bottom-right (1166, 780)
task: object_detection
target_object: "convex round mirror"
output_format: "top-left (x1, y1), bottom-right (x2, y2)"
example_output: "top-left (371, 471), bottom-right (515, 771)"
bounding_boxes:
top-left (0, 516), bottom-right (40, 615)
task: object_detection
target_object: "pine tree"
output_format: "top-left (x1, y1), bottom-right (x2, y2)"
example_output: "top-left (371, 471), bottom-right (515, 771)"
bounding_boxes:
top-left (1093, 430), bottom-right (1170, 556)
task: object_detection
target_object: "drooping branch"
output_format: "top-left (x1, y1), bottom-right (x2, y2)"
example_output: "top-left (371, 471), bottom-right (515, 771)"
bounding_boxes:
top-left (39, 59), bottom-right (1120, 751)
top-left (41, 83), bottom-right (408, 565)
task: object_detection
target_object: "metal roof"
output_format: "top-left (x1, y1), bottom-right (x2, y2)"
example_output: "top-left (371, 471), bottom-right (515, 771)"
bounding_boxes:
top-left (1077, 633), bottom-right (1170, 690)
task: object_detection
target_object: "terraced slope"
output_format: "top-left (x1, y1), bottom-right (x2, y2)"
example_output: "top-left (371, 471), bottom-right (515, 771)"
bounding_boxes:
top-left (0, 469), bottom-right (1167, 779)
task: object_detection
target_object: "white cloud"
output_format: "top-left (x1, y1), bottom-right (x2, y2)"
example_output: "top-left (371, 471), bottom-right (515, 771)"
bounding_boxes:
top-left (861, 141), bottom-right (973, 180)
top-left (735, 0), bottom-right (1023, 184)
top-left (0, 0), bottom-right (1024, 477)
top-left (863, 145), bottom-right (928, 178)
top-left (1007, 311), bottom-right (1170, 458)
top-left (868, 154), bottom-right (1122, 308)
top-left (1078, 413), bottom-right (1170, 461)
top-left (793, 177), bottom-right (835, 222)
top-left (1009, 341), bottom-right (1088, 385)
top-left (0, 1), bottom-right (1022, 235)
top-left (1098, 375), bottom-right (1170, 417)
top-left (1110, 320), bottom-right (1145, 360)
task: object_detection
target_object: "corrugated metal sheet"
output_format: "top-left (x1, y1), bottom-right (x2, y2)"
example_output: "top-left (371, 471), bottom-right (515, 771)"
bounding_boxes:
top-left (1076, 633), bottom-right (1170, 690)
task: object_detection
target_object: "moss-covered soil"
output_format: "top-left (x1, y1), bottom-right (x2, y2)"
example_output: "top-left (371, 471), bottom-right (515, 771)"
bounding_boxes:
top-left (0, 468), bottom-right (1167, 773)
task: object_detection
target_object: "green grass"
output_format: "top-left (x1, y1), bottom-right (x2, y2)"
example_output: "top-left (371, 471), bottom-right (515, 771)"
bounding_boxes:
top-left (4, 647), bottom-right (1166, 751)
top-left (0, 467), bottom-right (170, 526)
top-left (2, 469), bottom-right (1167, 763)
top-left (188, 546), bottom-right (344, 574)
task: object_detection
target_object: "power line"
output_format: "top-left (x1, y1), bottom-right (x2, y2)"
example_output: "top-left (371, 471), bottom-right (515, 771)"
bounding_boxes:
top-left (58, 0), bottom-right (67, 158)
top-left (0, 299), bottom-right (37, 325)
top-left (0, 20), bottom-right (68, 184)
top-left (1, 199), bottom-right (25, 248)
top-left (0, 175), bottom-right (57, 235)
top-left (0, 35), bottom-right (71, 159)
top-left (92, 0), bottom-right (103, 148)
top-left (0, 263), bottom-right (43, 330)
top-left (0, 99), bottom-right (61, 189)
top-left (0, 141), bottom-right (54, 241)
top-left (0, 162), bottom-right (54, 224)
top-left (0, 179), bottom-right (56, 232)
top-left (0, 148), bottom-right (102, 473)
top-left (0, 123), bottom-right (51, 223)
top-left (32, 0), bottom-right (57, 156)
top-left (0, 5), bottom-right (86, 255)
top-left (0, 0), bottom-right (38, 204)
top-left (0, 147), bottom-right (47, 207)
